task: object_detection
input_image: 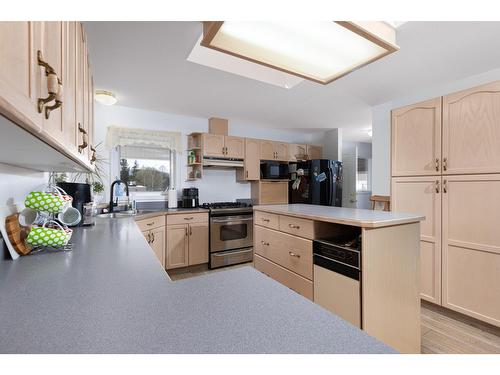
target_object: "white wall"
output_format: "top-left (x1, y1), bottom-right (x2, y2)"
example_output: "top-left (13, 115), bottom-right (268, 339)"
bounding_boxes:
top-left (0, 163), bottom-right (47, 207)
top-left (372, 66), bottom-right (500, 195)
top-left (95, 105), bottom-right (316, 203)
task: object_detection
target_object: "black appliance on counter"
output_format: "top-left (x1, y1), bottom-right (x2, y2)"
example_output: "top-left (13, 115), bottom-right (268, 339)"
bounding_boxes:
top-left (260, 161), bottom-right (289, 180)
top-left (56, 182), bottom-right (92, 226)
top-left (289, 159), bottom-right (343, 206)
top-left (182, 188), bottom-right (199, 208)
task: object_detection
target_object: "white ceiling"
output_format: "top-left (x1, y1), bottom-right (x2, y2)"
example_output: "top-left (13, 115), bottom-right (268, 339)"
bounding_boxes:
top-left (85, 21), bottom-right (500, 141)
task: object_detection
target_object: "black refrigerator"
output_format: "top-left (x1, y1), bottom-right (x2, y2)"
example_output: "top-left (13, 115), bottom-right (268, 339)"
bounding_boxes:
top-left (289, 160), bottom-right (343, 206)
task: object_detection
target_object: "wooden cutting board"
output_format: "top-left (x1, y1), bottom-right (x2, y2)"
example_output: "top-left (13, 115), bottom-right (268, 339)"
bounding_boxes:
top-left (5, 213), bottom-right (30, 255)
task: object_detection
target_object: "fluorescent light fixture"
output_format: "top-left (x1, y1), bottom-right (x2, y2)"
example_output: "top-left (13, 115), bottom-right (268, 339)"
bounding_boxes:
top-left (95, 90), bottom-right (117, 106)
top-left (188, 34), bottom-right (304, 89)
top-left (201, 21), bottom-right (399, 85)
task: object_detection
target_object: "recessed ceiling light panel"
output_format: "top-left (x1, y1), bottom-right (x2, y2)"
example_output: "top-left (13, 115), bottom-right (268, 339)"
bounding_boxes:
top-left (201, 21), bottom-right (399, 85)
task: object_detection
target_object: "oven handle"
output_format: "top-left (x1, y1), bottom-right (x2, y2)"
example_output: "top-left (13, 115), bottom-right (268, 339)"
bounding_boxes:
top-left (211, 217), bottom-right (253, 224)
top-left (212, 248), bottom-right (253, 257)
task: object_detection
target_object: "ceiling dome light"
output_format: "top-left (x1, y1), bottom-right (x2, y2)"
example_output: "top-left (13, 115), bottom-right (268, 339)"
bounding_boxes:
top-left (95, 90), bottom-right (117, 106)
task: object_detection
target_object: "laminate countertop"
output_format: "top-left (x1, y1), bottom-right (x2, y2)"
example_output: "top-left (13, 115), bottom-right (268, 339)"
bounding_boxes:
top-left (0, 217), bottom-right (395, 354)
top-left (254, 204), bottom-right (424, 228)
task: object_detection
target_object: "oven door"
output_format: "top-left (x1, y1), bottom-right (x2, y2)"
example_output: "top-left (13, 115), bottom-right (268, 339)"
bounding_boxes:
top-left (210, 214), bottom-right (253, 253)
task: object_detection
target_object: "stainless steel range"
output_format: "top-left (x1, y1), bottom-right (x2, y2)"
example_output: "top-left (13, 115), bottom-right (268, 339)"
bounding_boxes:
top-left (201, 201), bottom-right (253, 269)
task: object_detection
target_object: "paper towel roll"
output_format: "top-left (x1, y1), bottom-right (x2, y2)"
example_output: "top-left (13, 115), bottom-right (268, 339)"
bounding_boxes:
top-left (168, 189), bottom-right (178, 208)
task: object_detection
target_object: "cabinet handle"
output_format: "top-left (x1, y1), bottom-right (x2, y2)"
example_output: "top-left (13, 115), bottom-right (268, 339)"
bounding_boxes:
top-left (435, 180), bottom-right (440, 193)
top-left (261, 218), bottom-right (270, 222)
top-left (189, 226), bottom-right (192, 236)
top-left (443, 179), bottom-right (447, 193)
top-left (443, 157), bottom-right (447, 171)
top-left (261, 240), bottom-right (270, 246)
top-left (151, 232), bottom-right (155, 243)
top-left (37, 50), bottom-right (60, 114)
top-left (289, 251), bottom-right (300, 258)
top-left (147, 233), bottom-right (151, 243)
top-left (78, 123), bottom-right (88, 152)
top-left (288, 224), bottom-right (300, 229)
top-left (246, 170), bottom-right (248, 178)
top-left (185, 227), bottom-right (188, 236)
top-left (435, 158), bottom-right (440, 172)
top-left (90, 145), bottom-right (97, 164)
top-left (184, 217), bottom-right (194, 220)
top-left (44, 79), bottom-right (63, 120)
top-left (146, 222), bottom-right (154, 226)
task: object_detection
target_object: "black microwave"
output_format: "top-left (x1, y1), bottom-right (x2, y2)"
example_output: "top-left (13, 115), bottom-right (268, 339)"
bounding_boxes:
top-left (260, 162), bottom-right (289, 180)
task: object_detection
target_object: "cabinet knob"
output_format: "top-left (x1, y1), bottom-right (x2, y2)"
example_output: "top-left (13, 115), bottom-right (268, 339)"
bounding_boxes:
top-left (435, 180), bottom-right (440, 193)
top-left (261, 218), bottom-right (270, 222)
top-left (443, 157), bottom-right (448, 171)
top-left (261, 240), bottom-right (270, 246)
top-left (288, 224), bottom-right (300, 229)
top-left (443, 179), bottom-right (447, 193)
top-left (289, 251), bottom-right (300, 258)
top-left (78, 123), bottom-right (88, 153)
top-left (435, 158), bottom-right (440, 172)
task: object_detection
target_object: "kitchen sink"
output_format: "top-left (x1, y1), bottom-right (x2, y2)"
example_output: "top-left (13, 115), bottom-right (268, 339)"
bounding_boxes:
top-left (97, 211), bottom-right (137, 219)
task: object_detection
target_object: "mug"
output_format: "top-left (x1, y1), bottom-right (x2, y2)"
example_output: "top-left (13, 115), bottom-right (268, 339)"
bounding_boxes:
top-left (24, 191), bottom-right (70, 214)
top-left (58, 206), bottom-right (82, 226)
top-left (18, 208), bottom-right (50, 227)
top-left (26, 220), bottom-right (72, 248)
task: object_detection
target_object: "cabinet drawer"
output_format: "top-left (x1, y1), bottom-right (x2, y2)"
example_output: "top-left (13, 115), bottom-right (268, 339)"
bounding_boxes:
top-left (279, 215), bottom-right (314, 239)
top-left (254, 254), bottom-right (313, 300)
top-left (136, 215), bottom-right (166, 231)
top-left (254, 211), bottom-right (279, 230)
top-left (166, 212), bottom-right (208, 225)
top-left (254, 226), bottom-right (313, 280)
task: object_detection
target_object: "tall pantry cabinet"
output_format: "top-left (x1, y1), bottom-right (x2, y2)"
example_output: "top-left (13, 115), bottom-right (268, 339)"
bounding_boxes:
top-left (391, 81), bottom-right (500, 327)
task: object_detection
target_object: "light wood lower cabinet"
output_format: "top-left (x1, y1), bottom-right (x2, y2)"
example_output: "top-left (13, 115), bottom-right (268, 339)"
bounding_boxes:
top-left (166, 224), bottom-right (189, 269)
top-left (391, 176), bottom-right (442, 304)
top-left (441, 174), bottom-right (500, 326)
top-left (188, 222), bottom-right (209, 266)
top-left (142, 227), bottom-right (165, 266)
top-left (166, 213), bottom-right (209, 269)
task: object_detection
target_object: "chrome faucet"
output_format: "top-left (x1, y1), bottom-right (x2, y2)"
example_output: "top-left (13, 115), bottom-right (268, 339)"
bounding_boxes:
top-left (109, 179), bottom-right (130, 213)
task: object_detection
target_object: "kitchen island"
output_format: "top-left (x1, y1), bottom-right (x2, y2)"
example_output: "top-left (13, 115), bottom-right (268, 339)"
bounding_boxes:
top-left (253, 204), bottom-right (424, 354)
top-left (0, 216), bottom-right (394, 354)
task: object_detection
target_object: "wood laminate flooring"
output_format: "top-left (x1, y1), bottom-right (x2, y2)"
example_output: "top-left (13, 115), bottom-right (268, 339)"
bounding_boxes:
top-left (169, 265), bottom-right (500, 354)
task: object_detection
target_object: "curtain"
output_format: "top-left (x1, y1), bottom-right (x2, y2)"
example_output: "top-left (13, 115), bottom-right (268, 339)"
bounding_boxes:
top-left (105, 125), bottom-right (182, 153)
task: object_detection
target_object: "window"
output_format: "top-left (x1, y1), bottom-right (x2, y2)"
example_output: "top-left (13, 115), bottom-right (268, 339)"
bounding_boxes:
top-left (119, 145), bottom-right (172, 193)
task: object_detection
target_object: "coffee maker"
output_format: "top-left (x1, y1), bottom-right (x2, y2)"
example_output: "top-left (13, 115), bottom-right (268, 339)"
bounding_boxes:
top-left (57, 182), bottom-right (92, 226)
top-left (182, 188), bottom-right (199, 208)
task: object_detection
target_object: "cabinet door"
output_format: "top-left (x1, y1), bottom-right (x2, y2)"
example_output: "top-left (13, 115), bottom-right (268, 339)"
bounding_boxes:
top-left (443, 81), bottom-right (500, 175)
top-left (260, 140), bottom-right (276, 160)
top-left (391, 176), bottom-right (442, 304)
top-left (244, 138), bottom-right (260, 180)
top-left (307, 145), bottom-right (323, 160)
top-left (0, 21), bottom-right (42, 132)
top-left (391, 98), bottom-right (441, 176)
top-left (75, 22), bottom-right (86, 158)
top-left (289, 144), bottom-right (307, 161)
top-left (166, 224), bottom-right (189, 269)
top-left (202, 133), bottom-right (224, 157)
top-left (39, 22), bottom-right (64, 144)
top-left (150, 226), bottom-right (166, 267)
top-left (188, 223), bottom-right (209, 266)
top-left (62, 22), bottom-right (78, 154)
top-left (442, 174), bottom-right (500, 326)
top-left (275, 142), bottom-right (289, 161)
top-left (224, 136), bottom-right (244, 158)
top-left (87, 70), bottom-right (94, 163)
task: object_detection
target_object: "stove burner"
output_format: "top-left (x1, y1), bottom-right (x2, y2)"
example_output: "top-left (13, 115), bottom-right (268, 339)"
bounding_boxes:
top-left (201, 201), bottom-right (253, 210)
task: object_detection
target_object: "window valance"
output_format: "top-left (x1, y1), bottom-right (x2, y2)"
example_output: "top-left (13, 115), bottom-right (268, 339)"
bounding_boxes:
top-left (105, 125), bottom-right (182, 153)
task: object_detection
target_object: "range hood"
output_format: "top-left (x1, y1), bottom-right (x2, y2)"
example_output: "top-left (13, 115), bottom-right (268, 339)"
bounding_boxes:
top-left (203, 157), bottom-right (244, 168)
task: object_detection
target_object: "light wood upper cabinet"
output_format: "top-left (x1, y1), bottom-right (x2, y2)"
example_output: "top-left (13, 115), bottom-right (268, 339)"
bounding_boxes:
top-left (442, 81), bottom-right (500, 175)
top-left (166, 224), bottom-right (189, 269)
top-left (260, 140), bottom-right (276, 160)
top-left (289, 144), bottom-right (307, 161)
top-left (0, 22), bottom-right (41, 132)
top-left (237, 138), bottom-right (260, 181)
top-left (391, 176), bottom-right (442, 304)
top-left (188, 222), bottom-right (209, 266)
top-left (307, 145), bottom-right (323, 159)
top-left (391, 97), bottom-right (442, 176)
top-left (441, 174), bottom-right (500, 327)
top-left (224, 136), bottom-right (244, 158)
top-left (62, 22), bottom-right (78, 154)
top-left (275, 142), bottom-right (289, 161)
top-left (201, 133), bottom-right (225, 158)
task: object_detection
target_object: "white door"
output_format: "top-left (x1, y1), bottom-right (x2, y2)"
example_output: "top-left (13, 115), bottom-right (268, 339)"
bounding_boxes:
top-left (342, 145), bottom-right (358, 208)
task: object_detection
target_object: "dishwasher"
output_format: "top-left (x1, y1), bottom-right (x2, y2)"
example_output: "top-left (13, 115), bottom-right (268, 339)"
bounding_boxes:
top-left (313, 236), bottom-right (362, 328)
